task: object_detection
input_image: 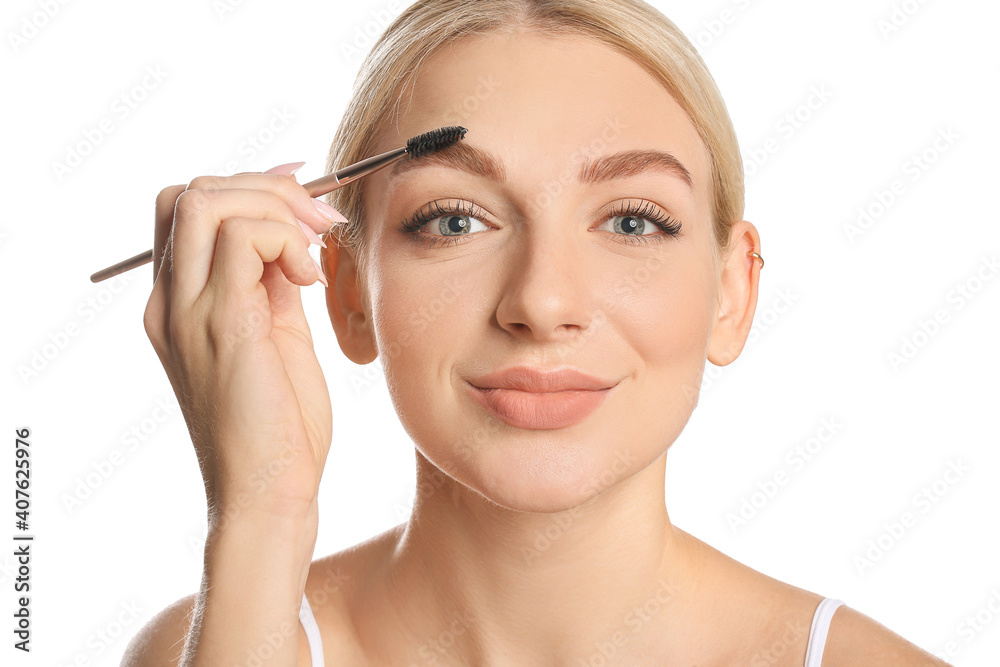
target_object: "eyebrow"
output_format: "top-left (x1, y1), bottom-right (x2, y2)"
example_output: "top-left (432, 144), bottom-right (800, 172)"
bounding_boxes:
top-left (387, 141), bottom-right (693, 189)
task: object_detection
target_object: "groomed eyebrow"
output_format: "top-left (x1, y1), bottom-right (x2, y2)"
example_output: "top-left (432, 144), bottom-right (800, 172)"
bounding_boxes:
top-left (387, 141), bottom-right (693, 189)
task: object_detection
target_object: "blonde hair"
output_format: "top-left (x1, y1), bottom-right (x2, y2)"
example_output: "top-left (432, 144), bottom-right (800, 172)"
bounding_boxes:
top-left (321, 0), bottom-right (744, 290)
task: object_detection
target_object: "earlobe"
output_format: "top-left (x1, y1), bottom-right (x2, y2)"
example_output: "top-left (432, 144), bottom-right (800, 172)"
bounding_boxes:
top-left (706, 221), bottom-right (762, 367)
top-left (321, 241), bottom-right (379, 365)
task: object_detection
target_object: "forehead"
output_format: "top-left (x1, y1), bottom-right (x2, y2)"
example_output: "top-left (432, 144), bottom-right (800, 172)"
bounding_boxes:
top-left (368, 30), bottom-right (711, 209)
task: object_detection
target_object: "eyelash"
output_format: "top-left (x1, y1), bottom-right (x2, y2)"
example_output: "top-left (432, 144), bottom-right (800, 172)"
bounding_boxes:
top-left (399, 199), bottom-right (683, 248)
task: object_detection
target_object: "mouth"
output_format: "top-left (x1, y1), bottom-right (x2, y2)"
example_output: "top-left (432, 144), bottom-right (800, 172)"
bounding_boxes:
top-left (465, 366), bottom-right (619, 430)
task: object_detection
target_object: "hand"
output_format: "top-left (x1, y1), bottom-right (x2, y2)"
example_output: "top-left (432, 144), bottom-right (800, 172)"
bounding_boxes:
top-left (142, 164), bottom-right (337, 525)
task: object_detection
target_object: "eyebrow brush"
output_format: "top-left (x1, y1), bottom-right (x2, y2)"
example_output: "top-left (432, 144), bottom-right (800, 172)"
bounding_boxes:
top-left (90, 125), bottom-right (468, 283)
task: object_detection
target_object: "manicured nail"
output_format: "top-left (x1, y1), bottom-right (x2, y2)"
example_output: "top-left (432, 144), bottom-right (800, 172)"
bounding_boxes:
top-left (263, 161), bottom-right (306, 176)
top-left (296, 218), bottom-right (327, 248)
top-left (312, 256), bottom-right (328, 287)
top-left (312, 198), bottom-right (349, 223)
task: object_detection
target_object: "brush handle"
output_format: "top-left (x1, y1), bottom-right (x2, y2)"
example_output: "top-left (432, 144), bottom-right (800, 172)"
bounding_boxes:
top-left (89, 124), bottom-right (468, 283)
top-left (90, 249), bottom-right (155, 283)
top-left (89, 147), bottom-right (409, 284)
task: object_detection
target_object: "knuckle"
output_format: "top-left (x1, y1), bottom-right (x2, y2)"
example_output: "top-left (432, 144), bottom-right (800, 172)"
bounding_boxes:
top-left (217, 217), bottom-right (251, 244)
top-left (174, 189), bottom-right (211, 217)
top-left (155, 185), bottom-right (185, 211)
top-left (187, 174), bottom-right (226, 191)
top-left (273, 174), bottom-right (305, 200)
top-left (142, 299), bottom-right (163, 348)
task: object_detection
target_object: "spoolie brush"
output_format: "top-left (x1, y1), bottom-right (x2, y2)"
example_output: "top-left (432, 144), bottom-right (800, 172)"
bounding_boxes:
top-left (90, 125), bottom-right (469, 283)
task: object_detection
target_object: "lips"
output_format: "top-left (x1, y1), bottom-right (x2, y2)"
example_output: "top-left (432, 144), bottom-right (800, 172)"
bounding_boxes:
top-left (466, 366), bottom-right (619, 429)
top-left (467, 366), bottom-right (617, 393)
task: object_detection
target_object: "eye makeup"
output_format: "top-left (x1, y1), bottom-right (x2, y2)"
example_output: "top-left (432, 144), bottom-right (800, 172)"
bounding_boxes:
top-left (398, 198), bottom-right (683, 249)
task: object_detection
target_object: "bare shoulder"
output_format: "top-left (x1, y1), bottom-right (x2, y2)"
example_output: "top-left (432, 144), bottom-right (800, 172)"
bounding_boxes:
top-left (117, 524), bottom-right (402, 667)
top-left (120, 592), bottom-right (317, 667)
top-left (676, 532), bottom-right (948, 666)
top-left (823, 605), bottom-right (953, 666)
top-left (120, 593), bottom-right (197, 667)
top-left (301, 522), bottom-right (406, 663)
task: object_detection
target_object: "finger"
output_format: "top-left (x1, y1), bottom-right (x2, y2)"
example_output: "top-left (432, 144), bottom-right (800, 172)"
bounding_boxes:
top-left (153, 185), bottom-right (187, 283)
top-left (170, 188), bottom-right (301, 306)
top-left (259, 260), bottom-right (312, 342)
top-left (195, 217), bottom-right (319, 354)
top-left (184, 173), bottom-right (335, 234)
top-left (204, 216), bottom-right (320, 302)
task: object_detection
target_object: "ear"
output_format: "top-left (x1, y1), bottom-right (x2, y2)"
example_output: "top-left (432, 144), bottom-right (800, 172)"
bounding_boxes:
top-left (706, 220), bottom-right (762, 366)
top-left (320, 238), bottom-right (378, 365)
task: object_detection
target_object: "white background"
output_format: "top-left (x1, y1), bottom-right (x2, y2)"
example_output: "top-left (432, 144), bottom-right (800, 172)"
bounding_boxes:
top-left (2, 0), bottom-right (998, 664)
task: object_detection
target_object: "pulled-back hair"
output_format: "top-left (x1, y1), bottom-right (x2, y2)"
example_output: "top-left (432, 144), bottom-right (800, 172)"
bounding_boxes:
top-left (321, 0), bottom-right (744, 287)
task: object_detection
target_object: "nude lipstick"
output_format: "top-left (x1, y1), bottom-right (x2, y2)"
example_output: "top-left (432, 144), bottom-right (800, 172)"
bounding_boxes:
top-left (466, 366), bottom-right (618, 429)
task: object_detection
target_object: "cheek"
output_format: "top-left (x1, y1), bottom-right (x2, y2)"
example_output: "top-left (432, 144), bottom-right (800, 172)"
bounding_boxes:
top-left (616, 254), bottom-right (715, 407)
top-left (367, 256), bottom-right (474, 433)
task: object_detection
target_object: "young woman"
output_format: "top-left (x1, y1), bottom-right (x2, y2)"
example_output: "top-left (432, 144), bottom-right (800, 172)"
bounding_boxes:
top-left (124, 1), bottom-right (950, 665)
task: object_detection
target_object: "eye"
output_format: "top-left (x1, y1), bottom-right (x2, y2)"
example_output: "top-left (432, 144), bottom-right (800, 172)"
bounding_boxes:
top-left (398, 198), bottom-right (682, 248)
top-left (399, 199), bottom-right (491, 248)
top-left (429, 213), bottom-right (489, 237)
top-left (599, 214), bottom-right (659, 236)
top-left (597, 199), bottom-right (683, 246)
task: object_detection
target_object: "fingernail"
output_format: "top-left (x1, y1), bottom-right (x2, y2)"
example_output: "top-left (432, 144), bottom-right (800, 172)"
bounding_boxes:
top-left (296, 218), bottom-right (327, 248)
top-left (263, 161), bottom-right (306, 176)
top-left (312, 198), bottom-right (349, 223)
top-left (312, 256), bottom-right (329, 287)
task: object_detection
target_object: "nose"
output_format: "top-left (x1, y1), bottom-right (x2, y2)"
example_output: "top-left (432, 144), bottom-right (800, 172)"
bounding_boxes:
top-left (494, 215), bottom-right (599, 342)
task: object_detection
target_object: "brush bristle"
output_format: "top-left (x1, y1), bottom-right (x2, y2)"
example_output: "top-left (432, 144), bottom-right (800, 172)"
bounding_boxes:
top-left (406, 126), bottom-right (468, 159)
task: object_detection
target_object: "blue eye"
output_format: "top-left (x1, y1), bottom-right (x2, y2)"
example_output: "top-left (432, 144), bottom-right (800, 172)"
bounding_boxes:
top-left (399, 200), bottom-right (489, 248)
top-left (399, 198), bottom-right (682, 248)
top-left (600, 199), bottom-right (683, 246)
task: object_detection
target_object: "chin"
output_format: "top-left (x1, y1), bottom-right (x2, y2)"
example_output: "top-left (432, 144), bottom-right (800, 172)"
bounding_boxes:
top-left (419, 430), bottom-right (648, 514)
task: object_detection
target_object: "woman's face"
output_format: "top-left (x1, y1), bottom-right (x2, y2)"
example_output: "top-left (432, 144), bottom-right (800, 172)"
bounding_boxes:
top-left (342, 30), bottom-right (741, 512)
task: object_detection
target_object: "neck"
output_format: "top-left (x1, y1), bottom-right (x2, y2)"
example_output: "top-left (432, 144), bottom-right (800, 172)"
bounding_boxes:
top-left (377, 449), bottom-right (699, 666)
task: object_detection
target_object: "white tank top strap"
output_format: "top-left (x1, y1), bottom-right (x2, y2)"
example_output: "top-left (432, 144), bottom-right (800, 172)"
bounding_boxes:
top-left (299, 592), bottom-right (325, 667)
top-left (301, 590), bottom-right (842, 667)
top-left (803, 597), bottom-right (844, 667)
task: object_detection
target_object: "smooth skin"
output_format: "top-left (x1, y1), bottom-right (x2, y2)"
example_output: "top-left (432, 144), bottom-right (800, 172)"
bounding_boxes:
top-left (123, 29), bottom-right (951, 667)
